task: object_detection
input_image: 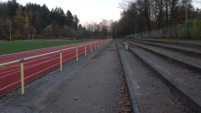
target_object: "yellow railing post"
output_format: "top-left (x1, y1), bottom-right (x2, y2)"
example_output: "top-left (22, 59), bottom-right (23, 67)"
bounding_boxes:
top-left (91, 43), bottom-right (92, 52)
top-left (76, 47), bottom-right (78, 61)
top-left (20, 59), bottom-right (25, 95)
top-left (60, 50), bottom-right (62, 71)
top-left (85, 45), bottom-right (87, 56)
top-left (94, 43), bottom-right (96, 50)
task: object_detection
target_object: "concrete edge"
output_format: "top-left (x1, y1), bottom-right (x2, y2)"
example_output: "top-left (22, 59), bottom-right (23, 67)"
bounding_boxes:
top-left (116, 41), bottom-right (140, 113)
top-left (129, 47), bottom-right (201, 112)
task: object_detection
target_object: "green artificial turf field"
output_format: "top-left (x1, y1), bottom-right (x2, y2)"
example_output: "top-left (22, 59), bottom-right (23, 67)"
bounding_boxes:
top-left (0, 40), bottom-right (86, 55)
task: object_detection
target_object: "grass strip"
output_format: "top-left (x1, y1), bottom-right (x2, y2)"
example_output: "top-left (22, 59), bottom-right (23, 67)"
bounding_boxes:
top-left (0, 40), bottom-right (85, 55)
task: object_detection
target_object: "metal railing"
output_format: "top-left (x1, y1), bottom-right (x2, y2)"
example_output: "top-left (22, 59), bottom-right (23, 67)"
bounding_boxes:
top-left (0, 40), bottom-right (110, 96)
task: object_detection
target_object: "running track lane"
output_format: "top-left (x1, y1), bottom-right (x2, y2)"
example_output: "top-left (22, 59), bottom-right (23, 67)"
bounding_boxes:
top-left (0, 40), bottom-right (106, 97)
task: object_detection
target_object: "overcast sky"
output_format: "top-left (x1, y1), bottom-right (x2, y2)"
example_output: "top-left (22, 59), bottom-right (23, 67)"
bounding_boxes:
top-left (193, 0), bottom-right (201, 8)
top-left (0, 0), bottom-right (122, 25)
top-left (0, 0), bottom-right (201, 25)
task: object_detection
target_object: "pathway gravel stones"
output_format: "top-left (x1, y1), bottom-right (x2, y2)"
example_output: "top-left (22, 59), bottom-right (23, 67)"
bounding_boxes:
top-left (40, 41), bottom-right (121, 113)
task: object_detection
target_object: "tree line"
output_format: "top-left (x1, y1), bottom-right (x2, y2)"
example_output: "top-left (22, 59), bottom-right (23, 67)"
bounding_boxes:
top-left (0, 0), bottom-right (109, 40)
top-left (112, 0), bottom-right (201, 38)
top-left (84, 19), bottom-right (113, 39)
top-left (2, 0), bottom-right (199, 40)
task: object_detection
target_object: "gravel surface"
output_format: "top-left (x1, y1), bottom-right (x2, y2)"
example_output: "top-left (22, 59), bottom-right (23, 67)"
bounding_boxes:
top-left (0, 41), bottom-right (123, 113)
top-left (40, 41), bottom-right (121, 113)
top-left (118, 43), bottom-right (190, 113)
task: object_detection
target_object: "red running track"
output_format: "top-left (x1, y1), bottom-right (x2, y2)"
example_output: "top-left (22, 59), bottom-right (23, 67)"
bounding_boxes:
top-left (0, 40), bottom-right (106, 97)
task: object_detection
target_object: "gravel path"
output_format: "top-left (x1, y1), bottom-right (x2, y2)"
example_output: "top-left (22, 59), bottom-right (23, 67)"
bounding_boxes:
top-left (0, 41), bottom-right (122, 113)
top-left (40, 41), bottom-right (121, 113)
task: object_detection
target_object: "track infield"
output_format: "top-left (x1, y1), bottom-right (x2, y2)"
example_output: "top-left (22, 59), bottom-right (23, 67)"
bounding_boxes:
top-left (0, 40), bottom-right (86, 55)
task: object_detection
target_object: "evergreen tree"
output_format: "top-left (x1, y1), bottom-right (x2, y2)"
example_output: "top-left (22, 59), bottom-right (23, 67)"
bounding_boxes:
top-left (7, 0), bottom-right (19, 17)
top-left (73, 14), bottom-right (79, 30)
top-left (66, 10), bottom-right (74, 28)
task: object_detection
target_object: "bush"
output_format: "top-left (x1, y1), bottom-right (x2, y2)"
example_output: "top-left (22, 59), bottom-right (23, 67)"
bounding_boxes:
top-left (6, 36), bottom-right (14, 41)
top-left (188, 19), bottom-right (201, 39)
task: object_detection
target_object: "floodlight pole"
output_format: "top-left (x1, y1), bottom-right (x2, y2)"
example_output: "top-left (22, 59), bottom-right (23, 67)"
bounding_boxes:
top-left (111, 28), bottom-right (112, 38)
top-left (9, 23), bottom-right (11, 42)
top-left (185, 0), bottom-right (188, 38)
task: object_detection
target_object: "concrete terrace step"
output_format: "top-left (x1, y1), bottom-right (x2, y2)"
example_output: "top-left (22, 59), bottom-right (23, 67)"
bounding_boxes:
top-left (128, 47), bottom-right (201, 112)
top-left (118, 42), bottom-right (197, 113)
top-left (138, 39), bottom-right (201, 49)
top-left (130, 41), bottom-right (201, 74)
top-left (131, 40), bottom-right (201, 58)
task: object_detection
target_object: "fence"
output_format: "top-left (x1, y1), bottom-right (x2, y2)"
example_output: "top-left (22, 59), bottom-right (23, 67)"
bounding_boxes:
top-left (126, 26), bottom-right (181, 38)
top-left (126, 19), bottom-right (201, 39)
top-left (0, 40), bottom-right (110, 97)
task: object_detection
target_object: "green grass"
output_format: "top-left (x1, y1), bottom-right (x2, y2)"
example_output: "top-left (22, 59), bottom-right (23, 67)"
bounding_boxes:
top-left (0, 40), bottom-right (86, 55)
